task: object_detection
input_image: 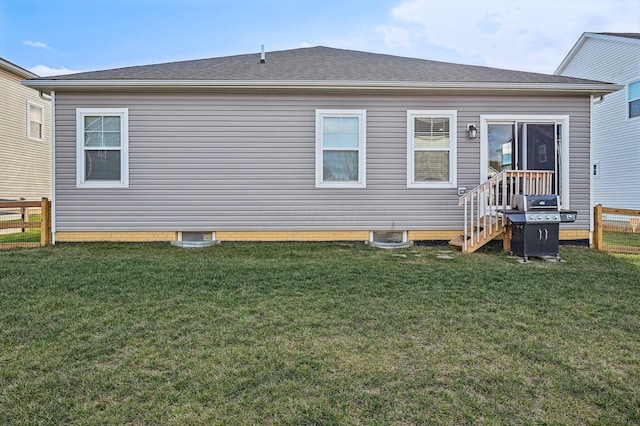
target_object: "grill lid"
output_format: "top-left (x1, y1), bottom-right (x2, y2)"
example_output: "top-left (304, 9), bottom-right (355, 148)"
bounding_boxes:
top-left (512, 194), bottom-right (559, 211)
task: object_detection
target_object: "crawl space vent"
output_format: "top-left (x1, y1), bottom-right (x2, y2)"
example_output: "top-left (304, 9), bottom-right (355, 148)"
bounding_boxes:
top-left (369, 231), bottom-right (411, 249)
top-left (171, 232), bottom-right (219, 248)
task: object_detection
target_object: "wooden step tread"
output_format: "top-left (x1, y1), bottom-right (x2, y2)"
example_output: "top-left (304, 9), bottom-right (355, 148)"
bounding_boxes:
top-left (449, 222), bottom-right (506, 253)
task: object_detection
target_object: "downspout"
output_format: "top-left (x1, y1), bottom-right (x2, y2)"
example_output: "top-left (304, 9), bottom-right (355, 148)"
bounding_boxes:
top-left (50, 91), bottom-right (56, 244)
top-left (39, 91), bottom-right (51, 101)
top-left (589, 94), bottom-right (594, 247)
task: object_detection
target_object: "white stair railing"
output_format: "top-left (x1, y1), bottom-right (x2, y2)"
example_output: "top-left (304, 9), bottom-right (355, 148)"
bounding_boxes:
top-left (458, 171), bottom-right (554, 252)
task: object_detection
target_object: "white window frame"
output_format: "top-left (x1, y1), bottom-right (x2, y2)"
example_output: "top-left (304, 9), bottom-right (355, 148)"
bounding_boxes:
top-left (76, 108), bottom-right (129, 188)
top-left (407, 110), bottom-right (457, 188)
top-left (27, 101), bottom-right (44, 141)
top-left (315, 109), bottom-right (366, 188)
top-left (628, 79), bottom-right (640, 120)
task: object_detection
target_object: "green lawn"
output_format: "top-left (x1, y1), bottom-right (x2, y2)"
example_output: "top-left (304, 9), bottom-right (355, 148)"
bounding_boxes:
top-left (1, 243), bottom-right (639, 425)
top-left (0, 228), bottom-right (40, 244)
top-left (604, 230), bottom-right (640, 248)
top-left (0, 213), bottom-right (42, 244)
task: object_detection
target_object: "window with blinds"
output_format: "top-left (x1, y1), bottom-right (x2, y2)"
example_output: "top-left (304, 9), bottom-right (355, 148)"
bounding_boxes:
top-left (407, 110), bottom-right (457, 188)
top-left (315, 109), bottom-right (366, 188)
top-left (76, 108), bottom-right (129, 188)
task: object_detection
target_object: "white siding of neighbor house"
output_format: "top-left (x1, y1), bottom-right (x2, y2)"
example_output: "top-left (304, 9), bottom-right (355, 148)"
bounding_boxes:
top-left (557, 35), bottom-right (640, 209)
top-left (0, 67), bottom-right (51, 200)
top-left (53, 91), bottom-right (591, 233)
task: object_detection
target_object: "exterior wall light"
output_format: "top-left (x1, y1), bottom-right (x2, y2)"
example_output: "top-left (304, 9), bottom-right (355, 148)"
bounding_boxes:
top-left (467, 124), bottom-right (478, 139)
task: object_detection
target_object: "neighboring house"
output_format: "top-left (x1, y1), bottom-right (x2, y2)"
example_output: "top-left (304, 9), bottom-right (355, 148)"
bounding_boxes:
top-left (0, 57), bottom-right (51, 200)
top-left (23, 47), bottom-right (618, 246)
top-left (556, 32), bottom-right (640, 209)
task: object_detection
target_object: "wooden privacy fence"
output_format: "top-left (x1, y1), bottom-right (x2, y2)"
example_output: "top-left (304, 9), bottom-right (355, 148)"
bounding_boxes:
top-left (593, 204), bottom-right (640, 254)
top-left (0, 198), bottom-right (51, 249)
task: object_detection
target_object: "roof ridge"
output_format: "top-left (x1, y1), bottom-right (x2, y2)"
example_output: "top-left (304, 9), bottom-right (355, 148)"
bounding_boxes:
top-left (26, 45), bottom-right (618, 91)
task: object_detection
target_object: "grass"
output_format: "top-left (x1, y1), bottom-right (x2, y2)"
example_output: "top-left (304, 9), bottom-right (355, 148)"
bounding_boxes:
top-left (604, 230), bottom-right (640, 248)
top-left (1, 242), bottom-right (639, 425)
top-left (0, 228), bottom-right (41, 244)
top-left (0, 213), bottom-right (42, 244)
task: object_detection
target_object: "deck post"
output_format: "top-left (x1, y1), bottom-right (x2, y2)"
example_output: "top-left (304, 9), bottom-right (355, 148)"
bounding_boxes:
top-left (503, 223), bottom-right (512, 252)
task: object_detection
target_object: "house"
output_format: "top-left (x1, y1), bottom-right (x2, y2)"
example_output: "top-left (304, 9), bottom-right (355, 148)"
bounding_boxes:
top-left (1, 57), bottom-right (51, 200)
top-left (23, 47), bottom-right (619, 248)
top-left (556, 32), bottom-right (640, 209)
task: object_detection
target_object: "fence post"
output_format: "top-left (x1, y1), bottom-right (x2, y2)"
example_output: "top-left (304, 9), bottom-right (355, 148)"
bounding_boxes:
top-left (21, 206), bottom-right (29, 233)
top-left (594, 204), bottom-right (603, 250)
top-left (40, 197), bottom-right (51, 246)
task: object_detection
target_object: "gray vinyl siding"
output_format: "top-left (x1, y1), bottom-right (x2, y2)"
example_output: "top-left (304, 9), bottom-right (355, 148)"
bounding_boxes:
top-left (591, 88), bottom-right (640, 209)
top-left (559, 37), bottom-right (639, 83)
top-left (54, 91), bottom-right (591, 233)
top-left (558, 36), bottom-right (640, 209)
top-left (0, 67), bottom-right (51, 200)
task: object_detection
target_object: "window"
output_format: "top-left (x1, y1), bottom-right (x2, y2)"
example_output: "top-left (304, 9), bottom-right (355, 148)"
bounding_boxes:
top-left (407, 110), bottom-right (457, 188)
top-left (76, 108), bottom-right (129, 188)
top-left (27, 102), bottom-right (44, 140)
top-left (629, 80), bottom-right (640, 119)
top-left (315, 109), bottom-right (366, 188)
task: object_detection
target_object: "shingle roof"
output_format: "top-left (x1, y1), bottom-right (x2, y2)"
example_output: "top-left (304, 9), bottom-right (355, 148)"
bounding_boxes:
top-left (597, 32), bottom-right (640, 40)
top-left (41, 46), bottom-right (601, 85)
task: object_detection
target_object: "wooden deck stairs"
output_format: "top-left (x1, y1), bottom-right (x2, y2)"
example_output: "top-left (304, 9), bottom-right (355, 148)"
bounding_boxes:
top-left (449, 215), bottom-right (507, 253)
top-left (450, 170), bottom-right (554, 253)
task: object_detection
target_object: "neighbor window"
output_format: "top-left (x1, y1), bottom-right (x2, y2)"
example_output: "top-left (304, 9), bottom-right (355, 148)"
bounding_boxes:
top-left (76, 108), bottom-right (129, 188)
top-left (315, 109), bottom-right (366, 188)
top-left (629, 80), bottom-right (640, 119)
top-left (27, 102), bottom-right (44, 140)
top-left (407, 110), bottom-right (457, 188)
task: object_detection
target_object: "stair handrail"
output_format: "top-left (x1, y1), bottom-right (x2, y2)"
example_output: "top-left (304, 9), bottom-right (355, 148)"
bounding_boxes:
top-left (457, 170), bottom-right (554, 252)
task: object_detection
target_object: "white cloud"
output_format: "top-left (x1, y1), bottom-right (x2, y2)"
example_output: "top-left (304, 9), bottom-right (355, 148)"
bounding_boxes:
top-left (23, 40), bottom-right (52, 50)
top-left (388, 0), bottom-right (640, 73)
top-left (29, 65), bottom-right (81, 77)
top-left (377, 25), bottom-right (411, 49)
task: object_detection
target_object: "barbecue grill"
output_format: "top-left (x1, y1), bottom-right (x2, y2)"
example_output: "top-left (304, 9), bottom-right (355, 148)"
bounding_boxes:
top-left (503, 194), bottom-right (577, 262)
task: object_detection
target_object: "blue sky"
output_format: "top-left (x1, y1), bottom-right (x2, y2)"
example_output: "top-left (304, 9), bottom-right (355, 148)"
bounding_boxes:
top-left (2, 0), bottom-right (639, 77)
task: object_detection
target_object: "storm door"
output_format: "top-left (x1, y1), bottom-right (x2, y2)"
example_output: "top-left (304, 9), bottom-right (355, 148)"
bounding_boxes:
top-left (518, 123), bottom-right (558, 193)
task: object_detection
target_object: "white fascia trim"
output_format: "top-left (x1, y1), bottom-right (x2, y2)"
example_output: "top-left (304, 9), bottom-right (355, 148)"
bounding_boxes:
top-left (1, 59), bottom-right (38, 79)
top-left (22, 79), bottom-right (622, 94)
top-left (555, 33), bottom-right (590, 75)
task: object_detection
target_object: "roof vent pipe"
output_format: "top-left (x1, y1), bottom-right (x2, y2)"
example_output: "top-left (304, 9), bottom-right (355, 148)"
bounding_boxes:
top-left (260, 45), bottom-right (266, 63)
